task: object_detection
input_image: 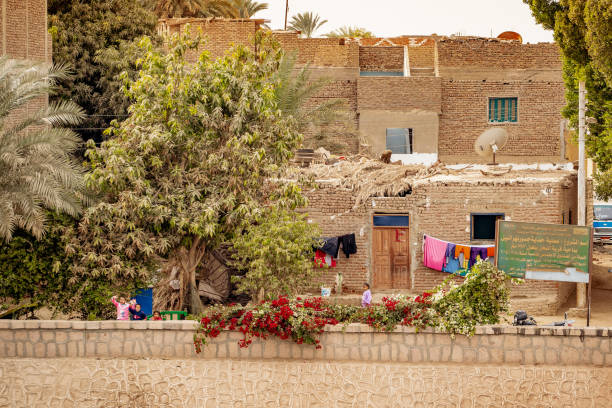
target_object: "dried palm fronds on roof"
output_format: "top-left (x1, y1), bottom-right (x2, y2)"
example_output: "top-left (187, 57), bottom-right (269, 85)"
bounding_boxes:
top-left (286, 157), bottom-right (577, 211)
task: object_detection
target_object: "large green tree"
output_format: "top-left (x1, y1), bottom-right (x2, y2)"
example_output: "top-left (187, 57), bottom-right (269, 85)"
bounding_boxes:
top-left (288, 12), bottom-right (328, 38)
top-left (0, 57), bottom-right (87, 243)
top-left (72, 32), bottom-right (306, 314)
top-left (524, 0), bottom-right (612, 199)
top-left (48, 0), bottom-right (158, 144)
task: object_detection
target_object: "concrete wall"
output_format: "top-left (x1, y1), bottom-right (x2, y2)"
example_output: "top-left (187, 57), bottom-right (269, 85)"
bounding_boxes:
top-left (0, 321), bottom-right (610, 407)
top-left (358, 110), bottom-right (438, 155)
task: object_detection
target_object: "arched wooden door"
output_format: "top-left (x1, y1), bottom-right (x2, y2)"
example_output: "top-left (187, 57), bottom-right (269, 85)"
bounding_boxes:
top-left (372, 214), bottom-right (410, 289)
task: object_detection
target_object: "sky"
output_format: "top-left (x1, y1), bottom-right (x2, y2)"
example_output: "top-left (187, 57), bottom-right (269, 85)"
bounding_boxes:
top-left (253, 0), bottom-right (555, 44)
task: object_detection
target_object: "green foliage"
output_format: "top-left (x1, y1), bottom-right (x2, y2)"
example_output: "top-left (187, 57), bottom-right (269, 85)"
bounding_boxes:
top-left (231, 208), bottom-right (321, 300)
top-left (273, 52), bottom-right (352, 152)
top-left (0, 57), bottom-right (88, 242)
top-left (154, 0), bottom-right (239, 18)
top-left (431, 260), bottom-right (516, 335)
top-left (0, 213), bottom-right (137, 319)
top-left (232, 0), bottom-right (268, 18)
top-left (195, 261), bottom-right (515, 351)
top-left (524, 0), bottom-right (612, 199)
top-left (325, 26), bottom-right (374, 38)
top-left (288, 12), bottom-right (328, 38)
top-left (48, 0), bottom-right (159, 144)
top-left (74, 30), bottom-right (306, 313)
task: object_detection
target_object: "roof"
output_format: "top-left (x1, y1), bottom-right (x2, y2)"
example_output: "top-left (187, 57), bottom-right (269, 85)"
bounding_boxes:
top-left (286, 158), bottom-right (576, 208)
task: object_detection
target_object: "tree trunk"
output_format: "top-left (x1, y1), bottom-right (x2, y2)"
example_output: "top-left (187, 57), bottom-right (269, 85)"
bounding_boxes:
top-left (176, 237), bottom-right (207, 315)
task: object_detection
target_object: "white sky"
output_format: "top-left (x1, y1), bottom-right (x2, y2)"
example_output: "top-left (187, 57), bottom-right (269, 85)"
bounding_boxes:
top-left (253, 0), bottom-right (555, 44)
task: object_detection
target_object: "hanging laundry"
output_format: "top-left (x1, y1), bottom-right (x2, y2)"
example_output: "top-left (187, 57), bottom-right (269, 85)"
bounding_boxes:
top-left (469, 247), bottom-right (489, 268)
top-left (423, 235), bottom-right (447, 272)
top-left (318, 237), bottom-right (340, 258)
top-left (455, 245), bottom-right (471, 269)
top-left (314, 249), bottom-right (336, 268)
top-left (487, 246), bottom-right (495, 258)
top-left (339, 234), bottom-right (357, 258)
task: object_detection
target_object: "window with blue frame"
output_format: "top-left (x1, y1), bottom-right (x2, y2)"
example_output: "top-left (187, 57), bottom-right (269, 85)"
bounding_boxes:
top-left (488, 97), bottom-right (518, 123)
top-left (385, 128), bottom-right (413, 154)
top-left (373, 214), bottom-right (409, 227)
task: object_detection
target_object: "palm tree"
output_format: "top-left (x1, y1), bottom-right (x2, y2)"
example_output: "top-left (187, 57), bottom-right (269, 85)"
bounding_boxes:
top-left (154, 0), bottom-right (239, 18)
top-left (232, 0), bottom-right (268, 18)
top-left (325, 26), bottom-right (374, 38)
top-left (273, 53), bottom-right (349, 150)
top-left (0, 57), bottom-right (87, 243)
top-left (288, 12), bottom-right (327, 38)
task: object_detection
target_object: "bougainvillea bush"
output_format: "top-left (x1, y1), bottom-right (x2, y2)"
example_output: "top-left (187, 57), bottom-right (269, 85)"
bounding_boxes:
top-left (194, 260), bottom-right (516, 351)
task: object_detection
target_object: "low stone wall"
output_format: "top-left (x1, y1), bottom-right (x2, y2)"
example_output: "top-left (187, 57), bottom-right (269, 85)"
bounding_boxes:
top-left (1, 321), bottom-right (611, 407)
top-left (1, 320), bottom-right (610, 366)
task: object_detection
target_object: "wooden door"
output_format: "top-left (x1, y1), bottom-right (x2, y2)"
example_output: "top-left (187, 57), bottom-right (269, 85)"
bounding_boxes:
top-left (372, 227), bottom-right (410, 289)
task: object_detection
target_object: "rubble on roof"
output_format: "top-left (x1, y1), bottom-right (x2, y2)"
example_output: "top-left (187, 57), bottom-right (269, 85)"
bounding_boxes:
top-left (286, 155), bottom-right (576, 209)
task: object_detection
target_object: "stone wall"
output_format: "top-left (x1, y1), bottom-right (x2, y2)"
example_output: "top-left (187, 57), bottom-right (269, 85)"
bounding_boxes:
top-left (0, 321), bottom-right (610, 407)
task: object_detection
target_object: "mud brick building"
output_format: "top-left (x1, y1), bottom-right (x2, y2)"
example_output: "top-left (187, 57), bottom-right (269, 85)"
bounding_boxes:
top-left (158, 19), bottom-right (567, 164)
top-left (0, 0), bottom-right (52, 124)
top-left (157, 19), bottom-right (586, 314)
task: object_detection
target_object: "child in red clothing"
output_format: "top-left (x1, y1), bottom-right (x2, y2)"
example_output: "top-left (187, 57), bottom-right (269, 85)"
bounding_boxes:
top-left (151, 310), bottom-right (163, 321)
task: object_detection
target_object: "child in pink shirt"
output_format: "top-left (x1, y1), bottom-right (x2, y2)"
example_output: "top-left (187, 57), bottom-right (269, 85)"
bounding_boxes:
top-left (111, 296), bottom-right (130, 320)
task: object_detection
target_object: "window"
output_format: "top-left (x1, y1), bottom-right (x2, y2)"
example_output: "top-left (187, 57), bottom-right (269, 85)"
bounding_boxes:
top-left (488, 97), bottom-right (518, 123)
top-left (373, 214), bottom-right (409, 227)
top-left (471, 213), bottom-right (505, 240)
top-left (386, 128), bottom-right (413, 154)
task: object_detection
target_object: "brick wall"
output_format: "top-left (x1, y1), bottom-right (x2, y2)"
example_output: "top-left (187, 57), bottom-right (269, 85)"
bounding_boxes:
top-left (437, 38), bottom-right (562, 75)
top-left (357, 77), bottom-right (442, 112)
top-left (438, 80), bottom-right (565, 162)
top-left (407, 39), bottom-right (435, 68)
top-left (274, 32), bottom-right (359, 67)
top-left (1, 0), bottom-right (50, 62)
top-left (303, 174), bottom-right (579, 312)
top-left (359, 46), bottom-right (404, 71)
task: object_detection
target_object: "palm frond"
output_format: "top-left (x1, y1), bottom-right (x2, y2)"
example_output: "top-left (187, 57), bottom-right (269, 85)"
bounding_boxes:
top-left (288, 12), bottom-right (327, 38)
top-left (0, 57), bottom-right (88, 242)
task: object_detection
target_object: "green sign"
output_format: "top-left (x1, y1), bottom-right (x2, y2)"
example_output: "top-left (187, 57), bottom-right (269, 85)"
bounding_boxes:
top-left (496, 221), bottom-right (591, 283)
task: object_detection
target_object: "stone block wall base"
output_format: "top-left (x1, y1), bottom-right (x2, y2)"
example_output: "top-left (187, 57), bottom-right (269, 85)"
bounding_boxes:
top-left (566, 307), bottom-right (588, 318)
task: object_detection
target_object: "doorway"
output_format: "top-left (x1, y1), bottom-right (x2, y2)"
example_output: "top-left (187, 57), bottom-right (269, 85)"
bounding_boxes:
top-left (372, 214), bottom-right (410, 289)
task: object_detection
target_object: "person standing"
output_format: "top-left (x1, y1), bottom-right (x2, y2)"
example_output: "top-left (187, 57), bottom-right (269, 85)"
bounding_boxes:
top-left (361, 283), bottom-right (372, 307)
top-left (128, 300), bottom-right (147, 321)
top-left (111, 296), bottom-right (130, 320)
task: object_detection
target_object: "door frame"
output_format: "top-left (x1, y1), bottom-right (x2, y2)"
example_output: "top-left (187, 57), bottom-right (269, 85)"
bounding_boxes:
top-left (370, 212), bottom-right (411, 290)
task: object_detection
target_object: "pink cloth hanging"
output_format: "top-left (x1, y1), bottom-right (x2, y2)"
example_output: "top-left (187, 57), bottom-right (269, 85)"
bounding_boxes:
top-left (423, 235), bottom-right (448, 272)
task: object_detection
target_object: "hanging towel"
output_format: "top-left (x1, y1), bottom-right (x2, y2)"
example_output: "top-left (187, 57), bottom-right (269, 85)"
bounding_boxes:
top-left (469, 247), bottom-right (489, 268)
top-left (314, 249), bottom-right (336, 268)
top-left (444, 243), bottom-right (457, 266)
top-left (339, 234), bottom-right (357, 258)
top-left (423, 235), bottom-right (448, 272)
top-left (487, 246), bottom-right (495, 258)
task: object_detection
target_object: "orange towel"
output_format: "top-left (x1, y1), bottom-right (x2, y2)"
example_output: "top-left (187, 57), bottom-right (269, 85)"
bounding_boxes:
top-left (455, 245), bottom-right (470, 259)
top-left (487, 247), bottom-right (495, 258)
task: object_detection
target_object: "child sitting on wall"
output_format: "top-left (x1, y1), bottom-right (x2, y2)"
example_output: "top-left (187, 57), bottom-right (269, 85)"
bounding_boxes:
top-left (111, 295), bottom-right (130, 321)
top-left (128, 300), bottom-right (147, 321)
top-left (151, 311), bottom-right (163, 321)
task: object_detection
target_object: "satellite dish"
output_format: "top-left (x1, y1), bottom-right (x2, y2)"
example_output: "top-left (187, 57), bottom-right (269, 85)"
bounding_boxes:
top-left (474, 128), bottom-right (508, 165)
top-left (497, 31), bottom-right (522, 43)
